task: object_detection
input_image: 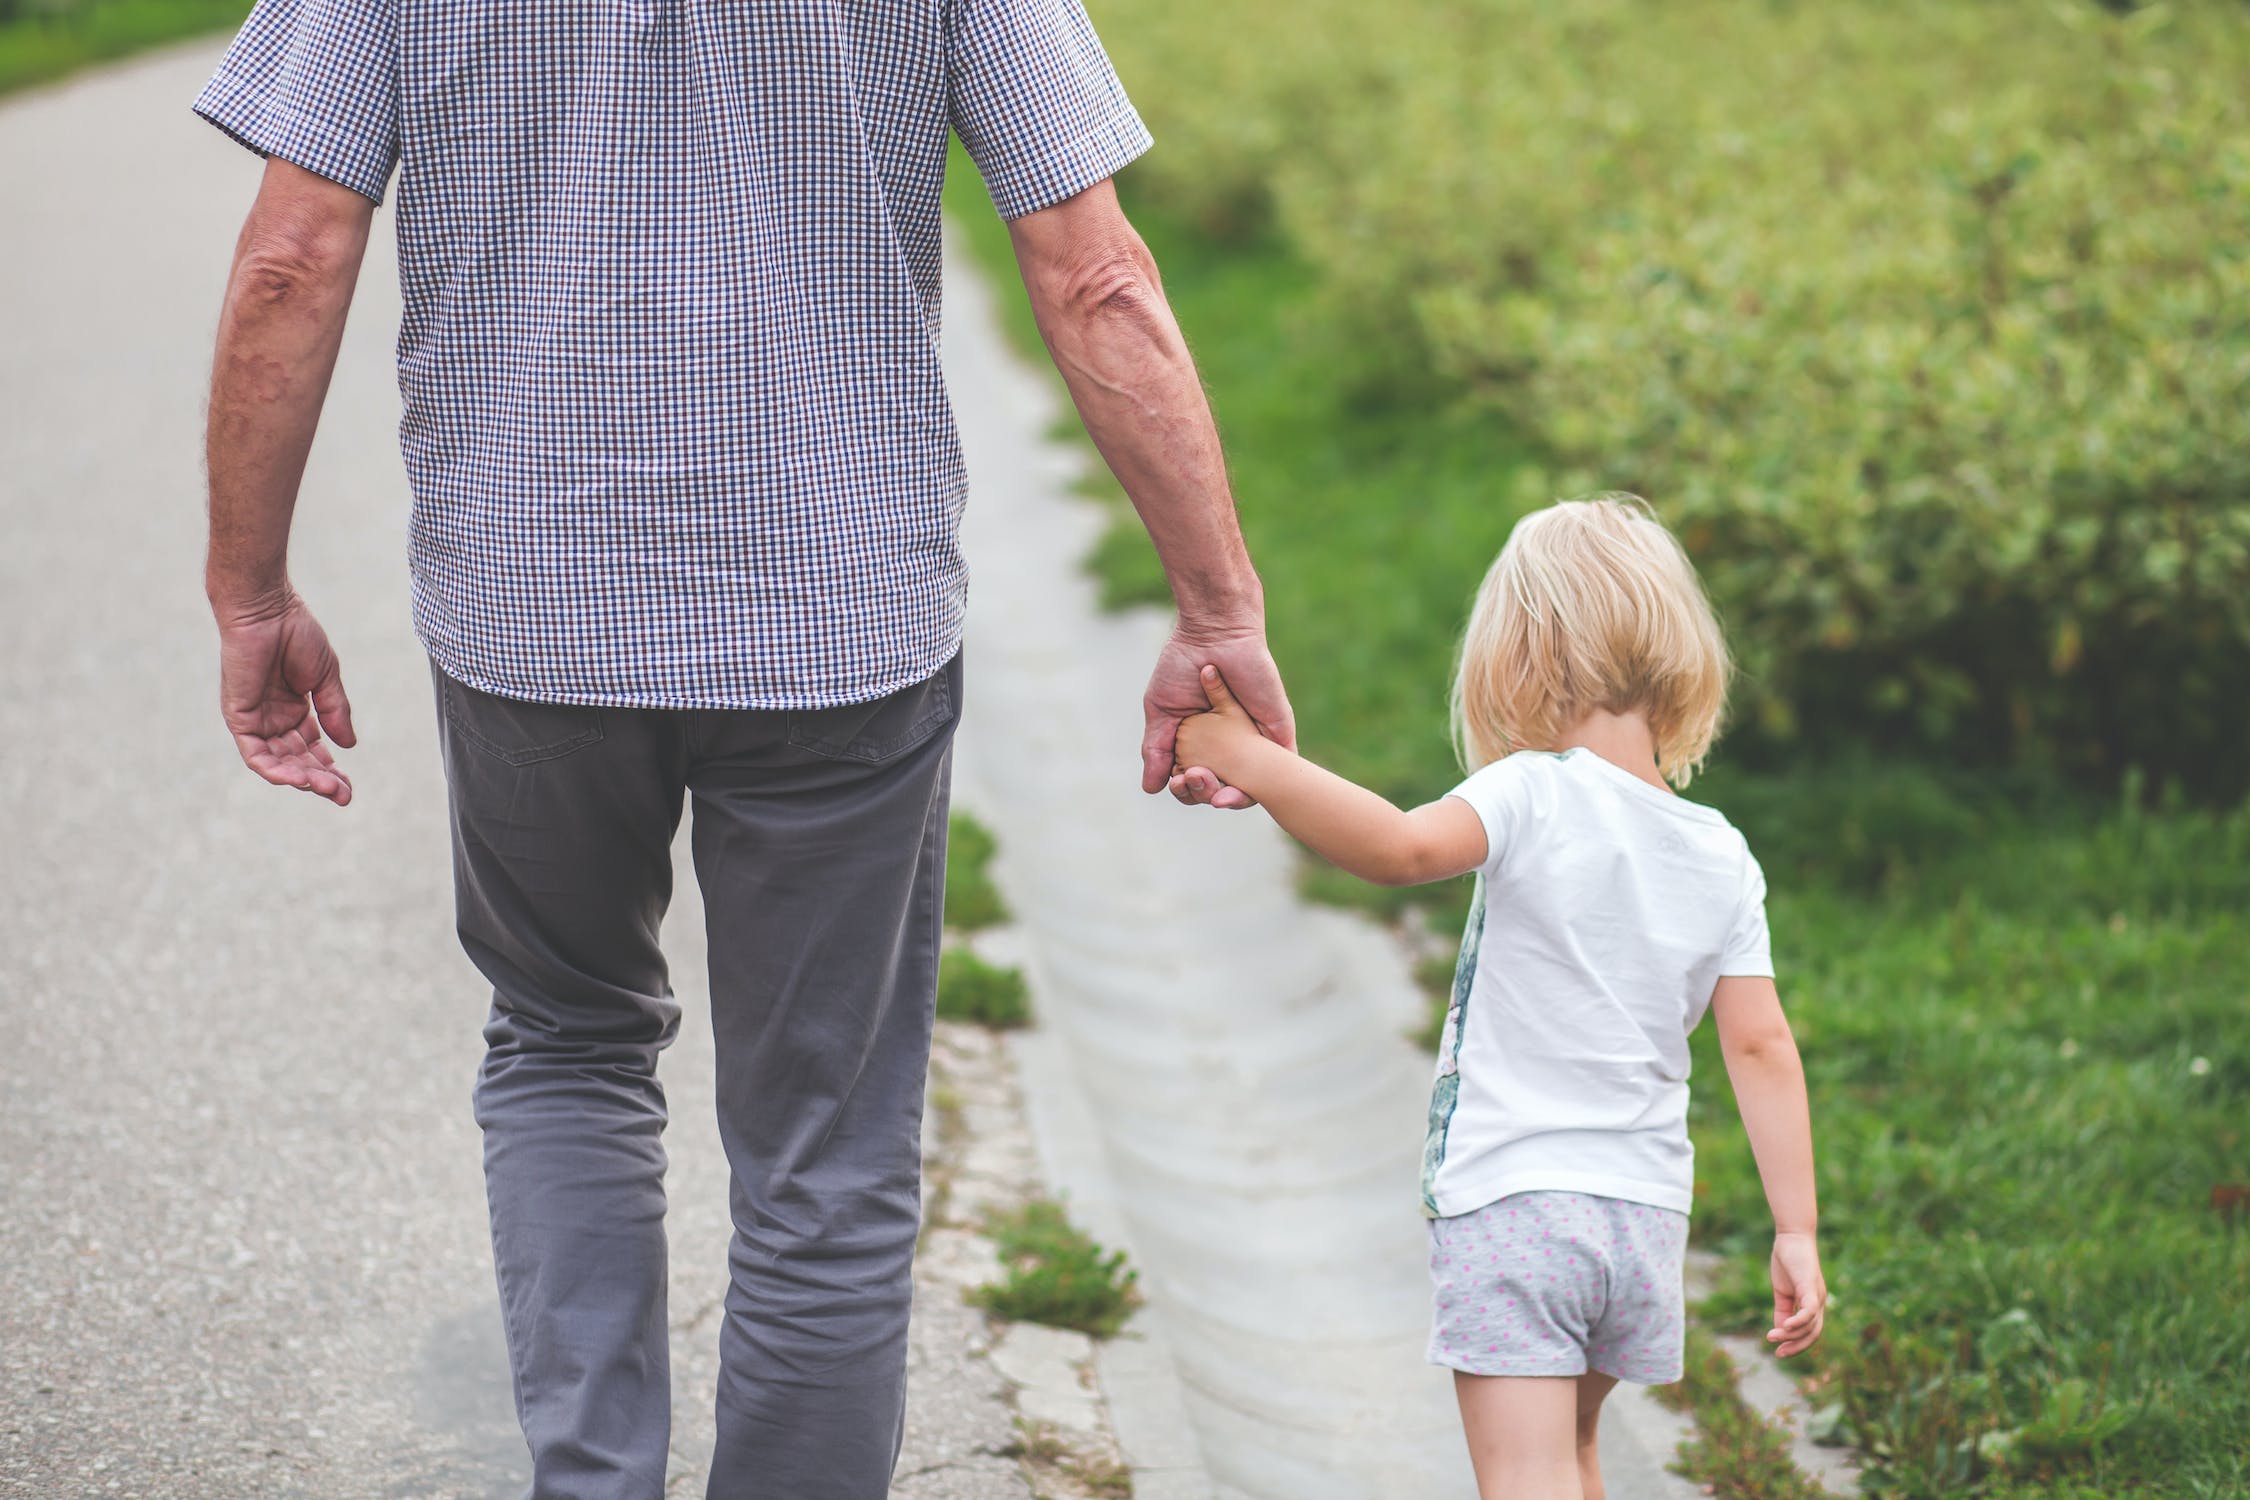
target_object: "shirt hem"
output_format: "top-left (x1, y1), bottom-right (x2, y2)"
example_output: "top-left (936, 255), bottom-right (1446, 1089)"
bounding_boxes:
top-left (1430, 1168), bottom-right (1692, 1219)
top-left (419, 631), bottom-right (965, 712)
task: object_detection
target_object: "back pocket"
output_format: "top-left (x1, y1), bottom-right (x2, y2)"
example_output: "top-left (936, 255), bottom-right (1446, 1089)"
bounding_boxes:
top-left (441, 674), bottom-right (605, 766)
top-left (786, 658), bottom-right (956, 765)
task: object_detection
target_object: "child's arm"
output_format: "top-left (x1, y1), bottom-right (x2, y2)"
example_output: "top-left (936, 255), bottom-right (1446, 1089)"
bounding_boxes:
top-left (1174, 665), bottom-right (1487, 887)
top-left (1711, 975), bottom-right (1826, 1358)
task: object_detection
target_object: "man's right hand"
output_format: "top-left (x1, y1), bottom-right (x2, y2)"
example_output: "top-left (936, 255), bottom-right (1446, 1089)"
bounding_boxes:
top-left (214, 590), bottom-right (357, 806)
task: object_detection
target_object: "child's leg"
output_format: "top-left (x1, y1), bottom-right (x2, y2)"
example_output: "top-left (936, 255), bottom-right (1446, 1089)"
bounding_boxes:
top-left (1573, 1372), bottom-right (1618, 1500)
top-left (1454, 1373), bottom-right (1582, 1500)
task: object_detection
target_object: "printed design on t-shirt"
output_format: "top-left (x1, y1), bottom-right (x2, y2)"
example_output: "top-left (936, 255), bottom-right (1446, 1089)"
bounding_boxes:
top-left (1420, 874), bottom-right (1487, 1217)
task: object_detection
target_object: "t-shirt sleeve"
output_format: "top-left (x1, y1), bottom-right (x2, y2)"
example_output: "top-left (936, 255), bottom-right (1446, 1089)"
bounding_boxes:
top-left (947, 0), bottom-right (1153, 220)
top-left (192, 0), bottom-right (402, 206)
top-left (1445, 756), bottom-right (1535, 875)
top-left (1720, 851), bottom-right (1775, 978)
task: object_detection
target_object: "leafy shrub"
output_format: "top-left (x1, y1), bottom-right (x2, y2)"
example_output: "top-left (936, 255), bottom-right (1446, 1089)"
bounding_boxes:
top-left (936, 948), bottom-right (1032, 1029)
top-left (968, 1200), bottom-right (1142, 1338)
top-left (944, 812), bottom-right (1010, 932)
top-left (1102, 0), bottom-right (2250, 793)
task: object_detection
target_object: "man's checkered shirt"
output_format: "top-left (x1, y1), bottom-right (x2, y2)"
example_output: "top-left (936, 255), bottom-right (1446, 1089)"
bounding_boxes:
top-left (195, 0), bottom-right (1151, 708)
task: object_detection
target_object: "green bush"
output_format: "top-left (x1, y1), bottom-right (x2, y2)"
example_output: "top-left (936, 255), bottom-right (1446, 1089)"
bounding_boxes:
top-left (969, 1199), bottom-right (1143, 1338)
top-left (944, 812), bottom-right (1011, 932)
top-left (936, 948), bottom-right (1032, 1029)
top-left (1101, 0), bottom-right (2250, 793)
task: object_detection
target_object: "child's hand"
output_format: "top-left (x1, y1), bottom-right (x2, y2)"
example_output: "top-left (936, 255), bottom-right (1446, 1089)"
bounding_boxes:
top-left (1173, 664), bottom-right (1264, 780)
top-left (1767, 1231), bottom-right (1827, 1357)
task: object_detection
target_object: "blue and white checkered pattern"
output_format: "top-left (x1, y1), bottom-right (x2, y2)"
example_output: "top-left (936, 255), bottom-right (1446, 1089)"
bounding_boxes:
top-left (195, 0), bottom-right (1151, 709)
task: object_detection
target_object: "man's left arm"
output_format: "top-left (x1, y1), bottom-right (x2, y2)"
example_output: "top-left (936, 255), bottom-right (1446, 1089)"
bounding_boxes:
top-left (205, 158), bottom-right (375, 806)
top-left (949, 0), bottom-right (1291, 806)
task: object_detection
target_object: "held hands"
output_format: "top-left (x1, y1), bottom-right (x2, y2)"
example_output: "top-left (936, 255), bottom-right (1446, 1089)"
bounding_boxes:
top-left (213, 588), bottom-right (357, 807)
top-left (1768, 1231), bottom-right (1828, 1357)
top-left (1142, 625), bottom-right (1293, 808)
top-left (1172, 664), bottom-right (1265, 784)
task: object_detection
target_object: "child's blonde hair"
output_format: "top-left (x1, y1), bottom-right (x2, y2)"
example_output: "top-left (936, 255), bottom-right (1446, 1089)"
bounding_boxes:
top-left (1450, 494), bottom-right (1731, 787)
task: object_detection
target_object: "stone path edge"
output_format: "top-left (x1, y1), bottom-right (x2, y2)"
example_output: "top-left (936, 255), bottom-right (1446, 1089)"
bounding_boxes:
top-left (1007, 1020), bottom-right (1218, 1500)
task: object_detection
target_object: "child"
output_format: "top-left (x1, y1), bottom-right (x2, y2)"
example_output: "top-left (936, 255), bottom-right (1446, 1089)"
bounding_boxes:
top-left (1174, 495), bottom-right (1825, 1500)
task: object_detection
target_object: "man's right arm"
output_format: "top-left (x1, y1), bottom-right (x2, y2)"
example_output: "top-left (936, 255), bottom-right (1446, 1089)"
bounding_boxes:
top-left (1006, 179), bottom-right (1293, 805)
top-left (205, 158), bottom-right (376, 806)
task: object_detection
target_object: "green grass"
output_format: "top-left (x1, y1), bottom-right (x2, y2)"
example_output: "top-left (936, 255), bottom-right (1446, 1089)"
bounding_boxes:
top-left (968, 1199), bottom-right (1143, 1339)
top-left (0, 0), bottom-right (249, 96)
top-left (945, 811), bottom-right (1011, 932)
top-left (1687, 796), bottom-right (2250, 1497)
top-left (936, 947), bottom-right (1032, 1030)
top-left (946, 147), bottom-right (2250, 1494)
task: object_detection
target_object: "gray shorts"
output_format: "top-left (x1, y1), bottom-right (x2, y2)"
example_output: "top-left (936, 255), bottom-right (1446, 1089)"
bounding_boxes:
top-left (1427, 1190), bottom-right (1689, 1384)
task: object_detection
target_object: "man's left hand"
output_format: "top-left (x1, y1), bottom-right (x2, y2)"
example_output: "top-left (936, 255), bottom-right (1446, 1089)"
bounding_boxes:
top-left (1141, 622), bottom-right (1294, 809)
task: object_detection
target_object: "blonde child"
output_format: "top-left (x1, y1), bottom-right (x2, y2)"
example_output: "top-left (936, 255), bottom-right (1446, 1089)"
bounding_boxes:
top-left (1174, 495), bottom-right (1825, 1500)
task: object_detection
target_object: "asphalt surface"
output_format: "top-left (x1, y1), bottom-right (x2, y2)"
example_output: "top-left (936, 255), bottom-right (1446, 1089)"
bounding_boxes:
top-left (2, 40), bottom-right (729, 1499)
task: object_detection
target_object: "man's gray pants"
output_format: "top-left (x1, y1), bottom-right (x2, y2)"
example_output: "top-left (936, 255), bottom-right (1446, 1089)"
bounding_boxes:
top-left (432, 652), bottom-right (961, 1500)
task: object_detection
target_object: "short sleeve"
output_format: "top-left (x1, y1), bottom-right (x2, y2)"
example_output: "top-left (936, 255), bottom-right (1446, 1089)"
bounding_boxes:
top-left (1720, 852), bottom-right (1775, 978)
top-left (947, 0), bottom-right (1153, 220)
top-left (1445, 756), bottom-right (1535, 875)
top-left (192, 0), bottom-right (401, 206)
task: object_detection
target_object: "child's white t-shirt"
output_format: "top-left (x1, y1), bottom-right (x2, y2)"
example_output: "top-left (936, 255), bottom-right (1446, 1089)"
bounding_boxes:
top-left (1420, 748), bottom-right (1772, 1219)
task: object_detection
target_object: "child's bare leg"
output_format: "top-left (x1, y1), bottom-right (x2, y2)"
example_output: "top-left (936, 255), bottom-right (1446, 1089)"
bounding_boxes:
top-left (1574, 1372), bottom-right (1618, 1500)
top-left (1455, 1373), bottom-right (1582, 1500)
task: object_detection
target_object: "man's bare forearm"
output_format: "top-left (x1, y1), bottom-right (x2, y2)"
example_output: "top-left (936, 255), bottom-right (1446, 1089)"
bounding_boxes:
top-left (1009, 183), bottom-right (1261, 627)
top-left (206, 162), bottom-right (373, 614)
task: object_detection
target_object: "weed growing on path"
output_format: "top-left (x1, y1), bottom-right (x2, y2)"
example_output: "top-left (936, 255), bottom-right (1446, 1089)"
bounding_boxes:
top-left (1005, 1420), bottom-right (1135, 1500)
top-left (970, 1200), bottom-right (1142, 1339)
top-left (945, 812), bottom-right (1010, 932)
top-left (936, 948), bottom-right (1032, 1030)
top-left (1653, 1329), bottom-right (1827, 1499)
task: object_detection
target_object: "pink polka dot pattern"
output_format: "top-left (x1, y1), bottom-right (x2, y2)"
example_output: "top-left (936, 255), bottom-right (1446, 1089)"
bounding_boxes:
top-left (1425, 1190), bottom-right (1688, 1385)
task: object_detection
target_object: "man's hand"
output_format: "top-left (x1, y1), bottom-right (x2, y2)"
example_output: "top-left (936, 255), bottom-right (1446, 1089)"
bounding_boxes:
top-left (1007, 182), bottom-right (1284, 809)
top-left (1767, 1231), bottom-right (1827, 1357)
top-left (205, 158), bottom-right (373, 810)
top-left (1142, 624), bottom-right (1294, 809)
top-left (215, 590), bottom-right (357, 806)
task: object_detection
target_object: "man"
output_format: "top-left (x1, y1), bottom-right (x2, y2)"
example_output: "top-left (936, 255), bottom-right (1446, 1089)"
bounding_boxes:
top-left (194, 1), bottom-right (1290, 1495)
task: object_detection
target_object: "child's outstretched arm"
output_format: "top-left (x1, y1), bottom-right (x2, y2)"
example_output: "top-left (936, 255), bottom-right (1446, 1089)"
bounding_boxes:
top-left (1173, 665), bottom-right (1487, 887)
top-left (1712, 975), bottom-right (1827, 1357)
